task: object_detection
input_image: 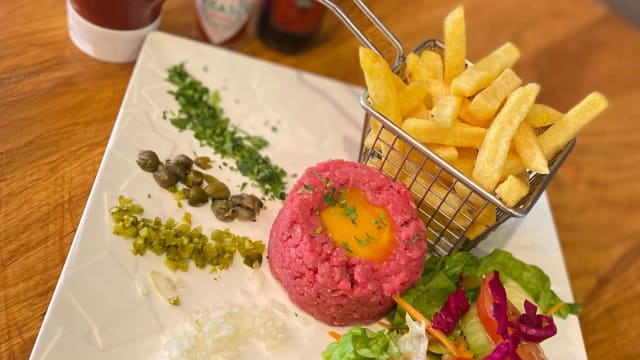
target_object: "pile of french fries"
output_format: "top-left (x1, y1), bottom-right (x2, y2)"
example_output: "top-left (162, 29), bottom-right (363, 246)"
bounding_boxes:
top-left (359, 6), bottom-right (608, 242)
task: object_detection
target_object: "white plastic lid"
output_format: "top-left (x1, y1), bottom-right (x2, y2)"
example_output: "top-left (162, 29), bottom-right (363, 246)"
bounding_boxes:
top-left (66, 0), bottom-right (161, 63)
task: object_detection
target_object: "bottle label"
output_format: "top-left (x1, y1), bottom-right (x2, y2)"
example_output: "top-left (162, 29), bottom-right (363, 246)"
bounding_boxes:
top-left (197, 0), bottom-right (254, 44)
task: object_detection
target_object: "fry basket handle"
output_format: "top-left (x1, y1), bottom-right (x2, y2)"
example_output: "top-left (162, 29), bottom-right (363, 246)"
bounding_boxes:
top-left (317, 0), bottom-right (404, 67)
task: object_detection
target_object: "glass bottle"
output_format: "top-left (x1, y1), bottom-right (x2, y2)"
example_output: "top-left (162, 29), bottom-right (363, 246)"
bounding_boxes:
top-left (256, 0), bottom-right (326, 54)
top-left (194, 0), bottom-right (256, 46)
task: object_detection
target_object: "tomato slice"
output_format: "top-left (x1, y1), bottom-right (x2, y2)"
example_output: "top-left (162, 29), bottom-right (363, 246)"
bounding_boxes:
top-left (517, 341), bottom-right (548, 360)
top-left (477, 272), bottom-right (549, 360)
top-left (476, 272), bottom-right (502, 344)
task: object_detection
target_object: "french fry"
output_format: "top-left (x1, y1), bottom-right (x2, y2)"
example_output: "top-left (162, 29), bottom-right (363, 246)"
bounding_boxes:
top-left (399, 81), bottom-right (429, 116)
top-left (421, 50), bottom-right (444, 80)
top-left (473, 84), bottom-right (540, 191)
top-left (406, 104), bottom-right (431, 119)
top-left (500, 151), bottom-right (526, 181)
top-left (444, 6), bottom-right (466, 83)
top-left (450, 43), bottom-right (520, 97)
top-left (467, 68), bottom-right (522, 125)
top-left (406, 51), bottom-right (444, 82)
top-left (537, 92), bottom-right (608, 157)
top-left (427, 144), bottom-right (459, 163)
top-left (403, 117), bottom-right (487, 148)
top-left (513, 121), bottom-right (549, 174)
top-left (393, 72), bottom-right (407, 93)
top-left (431, 95), bottom-right (462, 128)
top-left (526, 103), bottom-right (563, 127)
top-left (359, 47), bottom-right (402, 125)
top-left (458, 97), bottom-right (485, 127)
top-left (423, 79), bottom-right (451, 106)
top-left (495, 174), bottom-right (530, 207)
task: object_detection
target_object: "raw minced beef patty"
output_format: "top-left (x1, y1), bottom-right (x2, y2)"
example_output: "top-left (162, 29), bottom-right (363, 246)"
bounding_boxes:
top-left (268, 159), bottom-right (427, 326)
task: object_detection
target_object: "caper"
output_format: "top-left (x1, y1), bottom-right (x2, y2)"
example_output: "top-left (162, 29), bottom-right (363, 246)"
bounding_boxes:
top-left (230, 193), bottom-right (263, 214)
top-left (153, 166), bottom-right (178, 189)
top-left (211, 199), bottom-right (236, 222)
top-left (234, 206), bottom-right (256, 221)
top-left (173, 154), bottom-right (193, 170)
top-left (193, 156), bottom-right (212, 169)
top-left (187, 186), bottom-right (209, 207)
top-left (137, 150), bottom-right (160, 172)
top-left (204, 181), bottom-right (230, 200)
top-left (202, 173), bottom-right (219, 184)
top-left (166, 160), bottom-right (188, 182)
top-left (185, 170), bottom-right (204, 187)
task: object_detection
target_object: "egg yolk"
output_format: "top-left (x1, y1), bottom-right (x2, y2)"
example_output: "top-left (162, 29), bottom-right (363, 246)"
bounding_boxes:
top-left (320, 188), bottom-right (395, 263)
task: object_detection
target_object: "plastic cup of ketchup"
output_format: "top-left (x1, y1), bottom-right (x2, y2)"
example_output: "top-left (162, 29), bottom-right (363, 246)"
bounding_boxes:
top-left (66, 0), bottom-right (165, 63)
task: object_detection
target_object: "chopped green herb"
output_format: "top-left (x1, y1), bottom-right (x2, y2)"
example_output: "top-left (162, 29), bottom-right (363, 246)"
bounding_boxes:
top-left (341, 204), bottom-right (357, 225)
top-left (240, 182), bottom-right (248, 191)
top-left (165, 64), bottom-right (287, 200)
top-left (354, 235), bottom-right (369, 247)
top-left (303, 184), bottom-right (314, 193)
top-left (411, 233), bottom-right (418, 244)
top-left (342, 241), bottom-right (353, 253)
top-left (324, 193), bottom-right (338, 207)
top-left (315, 226), bottom-right (323, 234)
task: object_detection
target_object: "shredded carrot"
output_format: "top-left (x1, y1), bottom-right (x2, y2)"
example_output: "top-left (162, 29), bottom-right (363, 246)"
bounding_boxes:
top-left (546, 302), bottom-right (564, 316)
top-left (377, 321), bottom-right (392, 329)
top-left (392, 294), bottom-right (461, 357)
top-left (454, 336), bottom-right (474, 359)
top-left (328, 330), bottom-right (341, 341)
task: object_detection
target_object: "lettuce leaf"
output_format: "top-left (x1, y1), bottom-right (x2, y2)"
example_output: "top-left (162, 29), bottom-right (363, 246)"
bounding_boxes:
top-left (472, 249), bottom-right (582, 318)
top-left (392, 249), bottom-right (580, 327)
top-left (321, 327), bottom-right (403, 360)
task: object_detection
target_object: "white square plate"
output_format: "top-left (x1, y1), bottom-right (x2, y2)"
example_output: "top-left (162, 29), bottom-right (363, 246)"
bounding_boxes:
top-left (30, 31), bottom-right (586, 359)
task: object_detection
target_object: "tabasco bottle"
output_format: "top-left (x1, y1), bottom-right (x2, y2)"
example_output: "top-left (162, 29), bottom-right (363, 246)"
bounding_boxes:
top-left (256, 0), bottom-right (326, 54)
top-left (194, 0), bottom-right (256, 46)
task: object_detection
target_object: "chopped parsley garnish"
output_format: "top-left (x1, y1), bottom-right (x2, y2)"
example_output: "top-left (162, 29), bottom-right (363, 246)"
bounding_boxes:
top-left (341, 204), bottom-right (357, 225)
top-left (354, 232), bottom-right (375, 247)
top-left (304, 184), bottom-right (314, 193)
top-left (165, 63), bottom-right (287, 200)
top-left (315, 226), bottom-right (323, 234)
top-left (323, 192), bottom-right (339, 207)
top-left (342, 242), bottom-right (353, 253)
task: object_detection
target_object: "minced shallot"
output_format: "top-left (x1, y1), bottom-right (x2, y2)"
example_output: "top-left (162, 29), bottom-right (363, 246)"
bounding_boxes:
top-left (159, 302), bottom-right (290, 360)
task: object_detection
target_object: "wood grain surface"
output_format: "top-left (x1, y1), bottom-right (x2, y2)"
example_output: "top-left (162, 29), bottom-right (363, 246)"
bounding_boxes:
top-left (1, 0), bottom-right (639, 358)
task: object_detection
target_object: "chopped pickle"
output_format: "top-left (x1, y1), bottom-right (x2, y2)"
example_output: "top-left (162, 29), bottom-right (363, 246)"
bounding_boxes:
top-left (109, 196), bottom-right (265, 273)
top-left (320, 189), bottom-right (395, 263)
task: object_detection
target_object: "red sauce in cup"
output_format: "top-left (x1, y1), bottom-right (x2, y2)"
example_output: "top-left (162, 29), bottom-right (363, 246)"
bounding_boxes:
top-left (70, 0), bottom-right (165, 30)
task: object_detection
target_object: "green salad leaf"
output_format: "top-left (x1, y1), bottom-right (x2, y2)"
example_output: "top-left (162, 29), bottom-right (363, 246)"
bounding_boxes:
top-left (322, 327), bottom-right (403, 360)
top-left (392, 249), bottom-right (581, 327)
top-left (473, 249), bottom-right (582, 318)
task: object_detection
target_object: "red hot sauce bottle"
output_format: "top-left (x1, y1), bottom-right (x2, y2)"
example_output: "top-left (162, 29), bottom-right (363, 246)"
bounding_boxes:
top-left (194, 0), bottom-right (256, 46)
top-left (256, 0), bottom-right (326, 54)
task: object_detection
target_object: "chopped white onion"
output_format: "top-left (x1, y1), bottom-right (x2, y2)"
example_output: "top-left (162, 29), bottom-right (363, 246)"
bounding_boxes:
top-left (160, 301), bottom-right (291, 359)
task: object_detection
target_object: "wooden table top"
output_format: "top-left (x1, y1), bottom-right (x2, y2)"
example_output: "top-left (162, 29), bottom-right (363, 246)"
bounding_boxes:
top-left (2, 0), bottom-right (639, 358)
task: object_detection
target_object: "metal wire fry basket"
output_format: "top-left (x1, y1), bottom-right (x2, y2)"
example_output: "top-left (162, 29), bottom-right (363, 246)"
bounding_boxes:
top-left (319, 0), bottom-right (575, 256)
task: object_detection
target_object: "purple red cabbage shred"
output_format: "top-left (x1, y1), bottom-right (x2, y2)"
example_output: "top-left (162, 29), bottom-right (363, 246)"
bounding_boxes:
top-left (431, 277), bottom-right (470, 334)
top-left (485, 272), bottom-right (557, 360)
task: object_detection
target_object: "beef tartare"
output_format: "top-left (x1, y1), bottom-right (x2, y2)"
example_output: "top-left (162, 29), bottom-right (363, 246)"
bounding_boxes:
top-left (268, 159), bottom-right (427, 326)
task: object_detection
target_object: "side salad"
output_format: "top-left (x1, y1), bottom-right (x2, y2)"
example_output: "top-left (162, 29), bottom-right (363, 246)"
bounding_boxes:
top-left (322, 250), bottom-right (581, 360)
